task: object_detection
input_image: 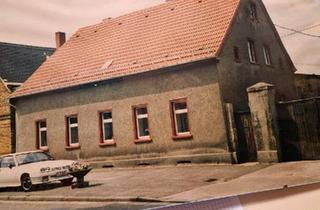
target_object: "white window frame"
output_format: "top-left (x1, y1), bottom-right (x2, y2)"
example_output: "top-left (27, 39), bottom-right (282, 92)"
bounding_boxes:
top-left (135, 107), bottom-right (150, 139)
top-left (68, 116), bottom-right (79, 147)
top-left (248, 40), bottom-right (257, 64)
top-left (263, 46), bottom-right (272, 66)
top-left (172, 101), bottom-right (190, 136)
top-left (38, 121), bottom-right (48, 150)
top-left (101, 112), bottom-right (113, 142)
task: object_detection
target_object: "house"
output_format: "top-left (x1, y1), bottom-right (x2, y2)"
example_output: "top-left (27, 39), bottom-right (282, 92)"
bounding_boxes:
top-left (295, 73), bottom-right (320, 99)
top-left (0, 42), bottom-right (55, 155)
top-left (11, 0), bottom-right (297, 164)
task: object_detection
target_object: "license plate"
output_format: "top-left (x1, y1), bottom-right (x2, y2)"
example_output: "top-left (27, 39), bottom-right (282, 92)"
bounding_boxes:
top-left (55, 170), bottom-right (68, 177)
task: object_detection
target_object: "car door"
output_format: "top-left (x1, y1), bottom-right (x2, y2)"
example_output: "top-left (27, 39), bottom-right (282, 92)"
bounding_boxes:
top-left (0, 156), bottom-right (18, 187)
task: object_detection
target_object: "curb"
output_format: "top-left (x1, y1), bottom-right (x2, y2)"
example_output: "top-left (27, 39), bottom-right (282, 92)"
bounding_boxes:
top-left (0, 195), bottom-right (186, 204)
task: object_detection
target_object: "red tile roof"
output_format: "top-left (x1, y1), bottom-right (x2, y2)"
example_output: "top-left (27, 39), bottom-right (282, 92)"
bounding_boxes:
top-left (12, 0), bottom-right (240, 98)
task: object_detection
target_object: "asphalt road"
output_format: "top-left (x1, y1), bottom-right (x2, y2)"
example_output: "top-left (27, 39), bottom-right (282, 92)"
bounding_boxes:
top-left (0, 201), bottom-right (165, 210)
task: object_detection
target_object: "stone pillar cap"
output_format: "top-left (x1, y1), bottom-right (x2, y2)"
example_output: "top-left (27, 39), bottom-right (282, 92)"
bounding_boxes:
top-left (247, 82), bottom-right (274, 93)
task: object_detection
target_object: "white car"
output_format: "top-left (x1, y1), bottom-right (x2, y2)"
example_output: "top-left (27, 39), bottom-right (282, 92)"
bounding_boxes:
top-left (0, 151), bottom-right (76, 191)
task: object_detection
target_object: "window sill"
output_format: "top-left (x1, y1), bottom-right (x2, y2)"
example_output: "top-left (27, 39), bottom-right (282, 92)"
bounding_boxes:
top-left (172, 134), bottom-right (193, 140)
top-left (134, 138), bottom-right (152, 144)
top-left (99, 140), bottom-right (116, 147)
top-left (249, 62), bottom-right (260, 66)
top-left (65, 145), bottom-right (81, 150)
top-left (39, 147), bottom-right (49, 152)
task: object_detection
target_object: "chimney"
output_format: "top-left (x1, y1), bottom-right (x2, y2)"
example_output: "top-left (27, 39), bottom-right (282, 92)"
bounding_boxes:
top-left (55, 32), bottom-right (66, 48)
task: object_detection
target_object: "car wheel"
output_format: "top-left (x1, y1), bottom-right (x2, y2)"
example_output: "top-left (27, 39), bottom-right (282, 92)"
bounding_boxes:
top-left (21, 174), bottom-right (33, 192)
top-left (61, 177), bottom-right (73, 186)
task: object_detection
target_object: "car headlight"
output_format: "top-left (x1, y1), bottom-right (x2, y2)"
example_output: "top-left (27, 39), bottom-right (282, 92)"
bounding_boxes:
top-left (40, 167), bottom-right (51, 173)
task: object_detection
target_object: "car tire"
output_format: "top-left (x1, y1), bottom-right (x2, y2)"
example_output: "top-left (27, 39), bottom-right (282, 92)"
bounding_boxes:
top-left (61, 177), bottom-right (73, 186)
top-left (21, 174), bottom-right (33, 192)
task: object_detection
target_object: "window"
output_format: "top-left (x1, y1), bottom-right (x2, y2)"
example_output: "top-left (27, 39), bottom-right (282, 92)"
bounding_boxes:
top-left (66, 115), bottom-right (79, 147)
top-left (133, 106), bottom-right (150, 140)
top-left (171, 99), bottom-right (191, 138)
top-left (233, 46), bottom-right (241, 62)
top-left (100, 111), bottom-right (113, 142)
top-left (263, 46), bottom-right (272, 65)
top-left (249, 3), bottom-right (257, 20)
top-left (248, 40), bottom-right (257, 64)
top-left (36, 120), bottom-right (48, 150)
top-left (0, 156), bottom-right (15, 168)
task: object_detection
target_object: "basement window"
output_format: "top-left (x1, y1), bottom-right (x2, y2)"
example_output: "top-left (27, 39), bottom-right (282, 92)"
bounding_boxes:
top-left (133, 106), bottom-right (151, 141)
top-left (171, 99), bottom-right (192, 139)
top-left (36, 120), bottom-right (48, 150)
top-left (247, 40), bottom-right (257, 64)
top-left (100, 111), bottom-right (114, 143)
top-left (66, 115), bottom-right (80, 148)
top-left (263, 45), bottom-right (272, 66)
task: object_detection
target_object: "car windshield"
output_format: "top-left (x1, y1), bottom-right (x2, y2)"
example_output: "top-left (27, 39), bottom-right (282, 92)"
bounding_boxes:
top-left (16, 152), bottom-right (54, 165)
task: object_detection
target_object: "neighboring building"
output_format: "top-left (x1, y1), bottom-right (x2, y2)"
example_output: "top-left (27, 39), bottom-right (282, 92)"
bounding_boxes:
top-left (0, 42), bottom-right (55, 155)
top-left (295, 73), bottom-right (320, 99)
top-left (11, 0), bottom-right (297, 163)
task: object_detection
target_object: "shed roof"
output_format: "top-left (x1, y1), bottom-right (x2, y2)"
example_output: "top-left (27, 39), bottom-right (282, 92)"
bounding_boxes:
top-left (12, 0), bottom-right (240, 98)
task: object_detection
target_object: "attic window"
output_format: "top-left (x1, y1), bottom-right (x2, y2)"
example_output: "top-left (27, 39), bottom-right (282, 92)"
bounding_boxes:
top-left (247, 39), bottom-right (257, 64)
top-left (263, 45), bottom-right (272, 66)
top-left (249, 3), bottom-right (257, 20)
top-left (145, 14), bottom-right (149, 18)
top-left (233, 46), bottom-right (241, 63)
top-left (101, 60), bottom-right (113, 70)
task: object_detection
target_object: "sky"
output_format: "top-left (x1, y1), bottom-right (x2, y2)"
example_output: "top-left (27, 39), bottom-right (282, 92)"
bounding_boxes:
top-left (0, 0), bottom-right (319, 74)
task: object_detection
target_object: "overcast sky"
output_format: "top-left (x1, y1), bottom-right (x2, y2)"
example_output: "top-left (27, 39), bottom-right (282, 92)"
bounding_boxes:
top-left (0, 0), bottom-right (319, 74)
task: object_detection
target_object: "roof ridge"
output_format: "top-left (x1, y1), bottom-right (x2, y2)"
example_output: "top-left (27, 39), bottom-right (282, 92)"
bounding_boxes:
top-left (0, 41), bottom-right (55, 50)
top-left (77, 0), bottom-right (182, 32)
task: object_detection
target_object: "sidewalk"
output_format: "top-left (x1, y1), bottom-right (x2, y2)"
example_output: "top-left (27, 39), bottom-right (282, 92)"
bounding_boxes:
top-left (0, 161), bottom-right (319, 203)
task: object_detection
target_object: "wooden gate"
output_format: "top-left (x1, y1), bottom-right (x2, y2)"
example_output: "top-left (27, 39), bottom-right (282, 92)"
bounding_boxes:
top-left (235, 111), bottom-right (257, 163)
top-left (277, 97), bottom-right (320, 161)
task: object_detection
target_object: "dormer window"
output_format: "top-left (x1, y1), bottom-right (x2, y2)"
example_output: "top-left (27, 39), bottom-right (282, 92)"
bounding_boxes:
top-left (249, 3), bottom-right (257, 20)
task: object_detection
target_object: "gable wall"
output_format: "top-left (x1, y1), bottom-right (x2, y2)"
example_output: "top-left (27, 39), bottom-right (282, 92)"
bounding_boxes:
top-left (217, 0), bottom-right (297, 111)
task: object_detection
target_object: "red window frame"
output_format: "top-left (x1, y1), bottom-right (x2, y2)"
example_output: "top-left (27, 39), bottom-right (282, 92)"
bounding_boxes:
top-left (98, 110), bottom-right (116, 147)
top-left (65, 114), bottom-right (80, 150)
top-left (170, 98), bottom-right (193, 140)
top-left (132, 105), bottom-right (152, 143)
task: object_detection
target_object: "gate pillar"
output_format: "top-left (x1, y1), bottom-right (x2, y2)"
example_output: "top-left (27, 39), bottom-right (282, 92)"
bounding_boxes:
top-left (247, 83), bottom-right (281, 163)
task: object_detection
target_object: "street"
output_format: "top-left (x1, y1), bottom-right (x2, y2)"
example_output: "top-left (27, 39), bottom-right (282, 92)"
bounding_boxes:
top-left (0, 201), bottom-right (164, 210)
top-left (1, 161), bottom-right (320, 209)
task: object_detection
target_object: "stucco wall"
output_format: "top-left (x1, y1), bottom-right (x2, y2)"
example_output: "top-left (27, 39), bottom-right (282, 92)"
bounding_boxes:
top-left (0, 80), bottom-right (11, 155)
top-left (217, 0), bottom-right (297, 111)
top-left (15, 60), bottom-right (230, 160)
